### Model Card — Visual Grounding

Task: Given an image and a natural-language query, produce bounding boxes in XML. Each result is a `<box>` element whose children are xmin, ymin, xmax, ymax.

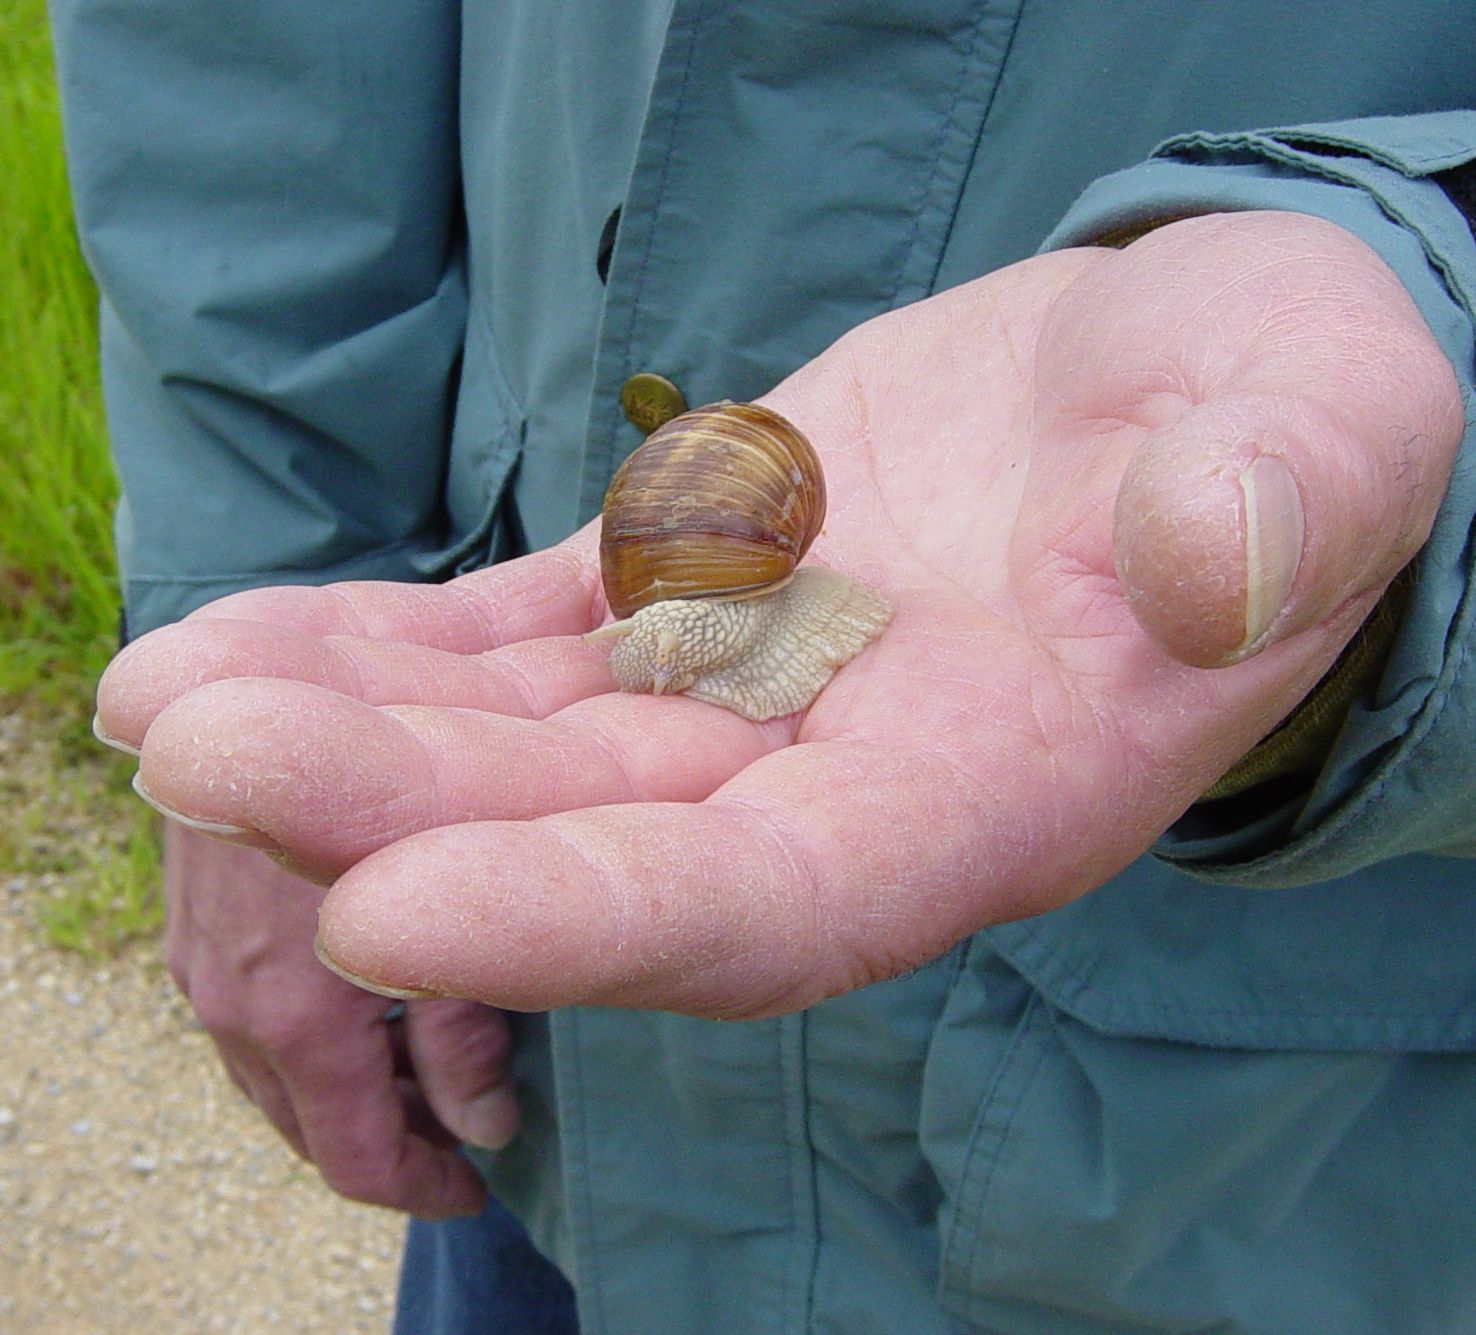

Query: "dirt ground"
<box><xmin>0</xmin><ymin>863</ymin><xmax>405</xmax><ymax>1334</ymax></box>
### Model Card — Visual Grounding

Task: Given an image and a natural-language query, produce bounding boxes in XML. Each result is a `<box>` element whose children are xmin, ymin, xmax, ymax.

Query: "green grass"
<box><xmin>2</xmin><ymin>716</ymin><xmax>164</xmax><ymax>956</ymax></box>
<box><xmin>36</xmin><ymin>814</ymin><xmax>164</xmax><ymax>956</ymax></box>
<box><xmin>1</xmin><ymin>0</ymin><xmax>162</xmax><ymax>951</ymax></box>
<box><xmin>2</xmin><ymin>0</ymin><xmax>120</xmax><ymax>693</ymax></box>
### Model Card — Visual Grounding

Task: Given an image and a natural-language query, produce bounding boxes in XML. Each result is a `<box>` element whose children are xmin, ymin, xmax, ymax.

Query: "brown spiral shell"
<box><xmin>599</xmin><ymin>401</ymin><xmax>827</xmax><ymax>619</ymax></box>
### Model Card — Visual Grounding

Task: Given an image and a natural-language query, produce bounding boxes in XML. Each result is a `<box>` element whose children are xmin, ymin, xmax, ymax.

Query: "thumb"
<box><xmin>1114</xmin><ymin>383</ymin><xmax>1460</xmax><ymax>670</ymax></box>
<box><xmin>1037</xmin><ymin>211</ymin><xmax>1466</xmax><ymax>669</ymax></box>
<box><xmin>1113</xmin><ymin>394</ymin><xmax>1310</xmax><ymax>666</ymax></box>
<box><xmin>403</xmin><ymin>998</ymin><xmax>521</xmax><ymax>1151</ymax></box>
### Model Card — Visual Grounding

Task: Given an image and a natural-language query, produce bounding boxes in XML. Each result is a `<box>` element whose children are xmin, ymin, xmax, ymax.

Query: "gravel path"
<box><xmin>0</xmin><ymin>716</ymin><xmax>405</xmax><ymax>1333</ymax></box>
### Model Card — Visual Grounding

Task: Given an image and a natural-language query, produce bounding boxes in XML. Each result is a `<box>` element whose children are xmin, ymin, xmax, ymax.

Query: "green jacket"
<box><xmin>52</xmin><ymin>2</ymin><xmax>1476</xmax><ymax>1329</ymax></box>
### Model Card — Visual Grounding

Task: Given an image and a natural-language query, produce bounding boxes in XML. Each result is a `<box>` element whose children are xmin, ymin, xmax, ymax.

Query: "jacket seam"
<box><xmin>893</xmin><ymin>0</ymin><xmax>1025</xmax><ymax>307</ymax></box>
<box><xmin>938</xmin><ymin>984</ymin><xmax>1050</xmax><ymax>1308</ymax></box>
<box><xmin>574</xmin><ymin>0</ymin><xmax>706</xmax><ymax>524</ymax></box>
<box><xmin>780</xmin><ymin>1010</ymin><xmax>821</xmax><ymax>1335</ymax></box>
<box><xmin>615</xmin><ymin>0</ymin><xmax>706</xmax><ymax>384</ymax></box>
<box><xmin>561</xmin><ymin>1009</ymin><xmax>611</xmax><ymax>1335</ymax></box>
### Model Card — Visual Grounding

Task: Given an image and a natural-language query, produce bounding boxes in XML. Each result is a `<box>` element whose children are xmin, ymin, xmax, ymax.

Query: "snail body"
<box><xmin>586</xmin><ymin>401</ymin><xmax>891</xmax><ymax>721</ymax></box>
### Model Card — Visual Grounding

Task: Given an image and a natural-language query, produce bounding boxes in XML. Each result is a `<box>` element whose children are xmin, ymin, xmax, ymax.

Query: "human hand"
<box><xmin>160</xmin><ymin>821</ymin><xmax>514</xmax><ymax>1216</ymax></box>
<box><xmin>98</xmin><ymin>212</ymin><xmax>1462</xmax><ymax>1018</ymax></box>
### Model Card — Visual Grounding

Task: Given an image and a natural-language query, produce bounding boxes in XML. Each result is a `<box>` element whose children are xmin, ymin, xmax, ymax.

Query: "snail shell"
<box><xmin>598</xmin><ymin>401</ymin><xmax>825</xmax><ymax>619</ymax></box>
<box><xmin>587</xmin><ymin>401</ymin><xmax>891</xmax><ymax>721</ymax></box>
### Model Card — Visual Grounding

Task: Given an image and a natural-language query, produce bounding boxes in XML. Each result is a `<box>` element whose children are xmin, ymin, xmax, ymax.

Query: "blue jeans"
<box><xmin>394</xmin><ymin>1195</ymin><xmax>579</xmax><ymax>1335</ymax></box>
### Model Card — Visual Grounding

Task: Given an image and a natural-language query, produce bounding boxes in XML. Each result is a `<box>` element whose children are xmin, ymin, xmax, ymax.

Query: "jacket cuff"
<box><xmin>1040</xmin><ymin>113</ymin><xmax>1476</xmax><ymax>885</ymax></box>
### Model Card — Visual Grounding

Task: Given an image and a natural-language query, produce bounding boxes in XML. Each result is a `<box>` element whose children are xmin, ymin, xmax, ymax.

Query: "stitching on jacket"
<box><xmin>890</xmin><ymin>0</ymin><xmax>1026</xmax><ymax>308</ymax></box>
<box><xmin>562</xmin><ymin>1009</ymin><xmax>612</xmax><ymax>1335</ymax></box>
<box><xmin>993</xmin><ymin>901</ymin><xmax>1476</xmax><ymax>1048</ymax></box>
<box><xmin>574</xmin><ymin>1</ymin><xmax>708</xmax><ymax>526</ymax></box>
<box><xmin>943</xmin><ymin>989</ymin><xmax>1052</xmax><ymax>1309</ymax></box>
<box><xmin>778</xmin><ymin>1010</ymin><xmax>821</xmax><ymax>1335</ymax></box>
<box><xmin>1029</xmin><ymin>935</ymin><xmax>1476</xmax><ymax>1042</ymax></box>
<box><xmin>885</xmin><ymin>11</ymin><xmax>976</xmax><ymax>309</ymax></box>
<box><xmin>616</xmin><ymin>0</ymin><xmax>707</xmax><ymax>383</ymax></box>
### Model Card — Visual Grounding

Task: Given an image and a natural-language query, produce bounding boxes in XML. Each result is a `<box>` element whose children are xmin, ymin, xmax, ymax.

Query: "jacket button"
<box><xmin>620</xmin><ymin>373</ymin><xmax>687</xmax><ymax>434</ymax></box>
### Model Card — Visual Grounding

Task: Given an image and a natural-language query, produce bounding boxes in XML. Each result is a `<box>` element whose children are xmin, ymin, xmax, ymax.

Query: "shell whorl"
<box><xmin>598</xmin><ymin>401</ymin><xmax>825</xmax><ymax>620</ymax></box>
<box><xmin>588</xmin><ymin>400</ymin><xmax>891</xmax><ymax>720</ymax></box>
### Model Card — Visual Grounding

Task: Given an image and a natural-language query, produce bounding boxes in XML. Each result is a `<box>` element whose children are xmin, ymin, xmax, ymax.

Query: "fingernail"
<box><xmin>1237</xmin><ymin>454</ymin><xmax>1304</xmax><ymax>657</ymax></box>
<box><xmin>92</xmin><ymin>714</ymin><xmax>141</xmax><ymax>757</ymax></box>
<box><xmin>130</xmin><ymin>772</ymin><xmax>281</xmax><ymax>848</ymax></box>
<box><xmin>311</xmin><ymin>934</ymin><xmax>446</xmax><ymax>1000</ymax></box>
<box><xmin>452</xmin><ymin>1084</ymin><xmax>520</xmax><ymax>1151</ymax></box>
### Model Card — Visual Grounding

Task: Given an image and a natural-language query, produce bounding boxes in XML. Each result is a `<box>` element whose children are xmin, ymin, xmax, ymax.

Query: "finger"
<box><xmin>194</xmin><ymin>969</ymin><xmax>485</xmax><ymax>1214</ymax></box>
<box><xmin>208</xmin><ymin>1037</ymin><xmax>311</xmax><ymax>1159</ymax></box>
<box><xmin>134</xmin><ymin>676</ymin><xmax>789</xmax><ymax>880</ymax></box>
<box><xmin>210</xmin><ymin>1002</ymin><xmax>482</xmax><ymax>1214</ymax></box>
<box><xmin>190</xmin><ymin>528</ymin><xmax>603</xmax><ymax>646</ymax></box>
<box><xmin>96</xmin><ymin>617</ymin><xmax>613</xmax><ymax>753</ymax></box>
<box><xmin>403</xmin><ymin>1000</ymin><xmax>520</xmax><ymax>1151</ymax></box>
<box><xmin>313</xmin><ymin>735</ymin><xmax>1137</xmax><ymax>1019</ymax></box>
<box><xmin>272</xmin><ymin>1005</ymin><xmax>487</xmax><ymax>1217</ymax></box>
<box><xmin>1045</xmin><ymin>212</ymin><xmax>1463</xmax><ymax>666</ymax></box>
<box><xmin>160</xmin><ymin>827</ymin><xmax>319</xmax><ymax>1157</ymax></box>
<box><xmin>315</xmin><ymin>629</ymin><xmax>1319</xmax><ymax>1018</ymax></box>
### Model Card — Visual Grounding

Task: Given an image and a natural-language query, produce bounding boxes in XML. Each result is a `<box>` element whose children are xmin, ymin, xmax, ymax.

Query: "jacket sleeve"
<box><xmin>49</xmin><ymin>0</ymin><xmax>467</xmax><ymax>639</ymax></box>
<box><xmin>1040</xmin><ymin>111</ymin><xmax>1476</xmax><ymax>886</ymax></box>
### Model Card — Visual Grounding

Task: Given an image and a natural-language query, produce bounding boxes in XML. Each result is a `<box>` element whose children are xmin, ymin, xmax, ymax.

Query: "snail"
<box><xmin>584</xmin><ymin>401</ymin><xmax>892</xmax><ymax>721</ymax></box>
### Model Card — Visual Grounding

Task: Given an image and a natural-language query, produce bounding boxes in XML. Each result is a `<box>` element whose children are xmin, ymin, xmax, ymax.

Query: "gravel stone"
<box><xmin>0</xmin><ymin>878</ymin><xmax>404</xmax><ymax>1332</ymax></box>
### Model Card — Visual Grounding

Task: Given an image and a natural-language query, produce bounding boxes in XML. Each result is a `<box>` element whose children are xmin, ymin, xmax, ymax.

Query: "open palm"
<box><xmin>98</xmin><ymin>212</ymin><xmax>1461</xmax><ymax>1020</ymax></box>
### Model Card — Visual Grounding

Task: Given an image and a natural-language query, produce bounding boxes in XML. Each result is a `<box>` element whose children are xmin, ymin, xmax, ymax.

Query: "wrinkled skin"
<box><xmin>160</xmin><ymin>823</ymin><xmax>514</xmax><ymax>1216</ymax></box>
<box><xmin>97</xmin><ymin>215</ymin><xmax>1464</xmax><ymax>1215</ymax></box>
